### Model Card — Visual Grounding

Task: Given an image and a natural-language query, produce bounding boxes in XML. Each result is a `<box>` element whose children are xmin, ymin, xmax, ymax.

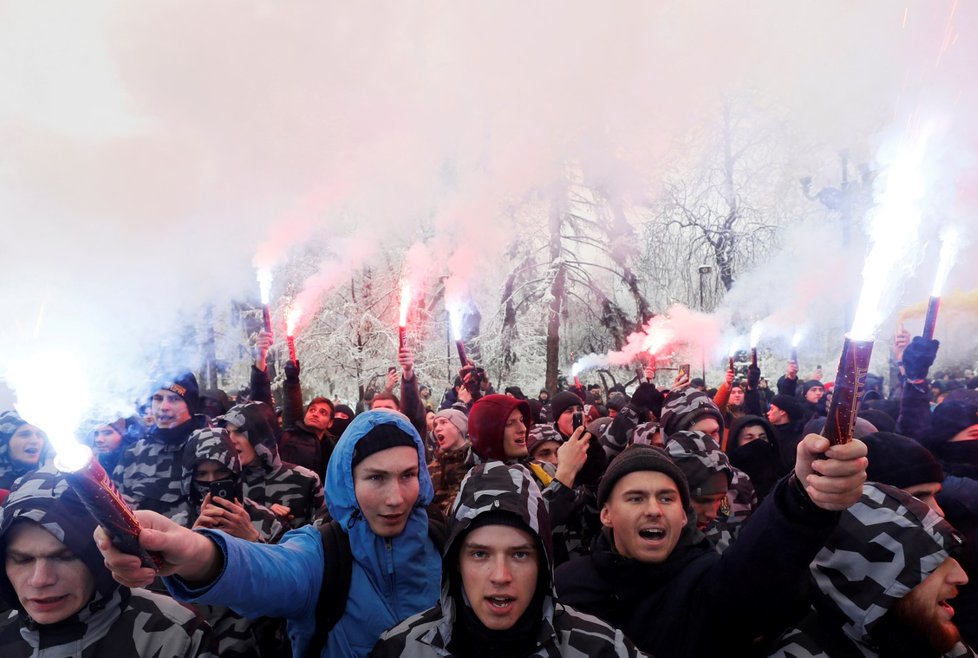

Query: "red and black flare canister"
<box><xmin>921</xmin><ymin>296</ymin><xmax>940</xmax><ymax>341</ymax></box>
<box><xmin>821</xmin><ymin>336</ymin><xmax>874</xmax><ymax>446</ymax></box>
<box><xmin>728</xmin><ymin>355</ymin><xmax>735</xmax><ymax>372</ymax></box>
<box><xmin>60</xmin><ymin>449</ymin><xmax>163</xmax><ymax>570</ymax></box>
<box><xmin>750</xmin><ymin>348</ymin><xmax>758</xmax><ymax>368</ymax></box>
<box><xmin>398</xmin><ymin>326</ymin><xmax>406</xmax><ymax>351</ymax></box>
<box><xmin>790</xmin><ymin>347</ymin><xmax>798</xmax><ymax>364</ymax></box>
<box><xmin>287</xmin><ymin>333</ymin><xmax>297</xmax><ymax>364</ymax></box>
<box><xmin>261</xmin><ymin>304</ymin><xmax>273</xmax><ymax>334</ymax></box>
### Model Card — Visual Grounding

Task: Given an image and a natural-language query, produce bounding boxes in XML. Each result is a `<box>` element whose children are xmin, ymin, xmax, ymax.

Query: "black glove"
<box><xmin>746</xmin><ymin>365</ymin><xmax>761</xmax><ymax>390</ymax></box>
<box><xmin>284</xmin><ymin>359</ymin><xmax>301</xmax><ymax>382</ymax></box>
<box><xmin>903</xmin><ymin>337</ymin><xmax>939</xmax><ymax>380</ymax></box>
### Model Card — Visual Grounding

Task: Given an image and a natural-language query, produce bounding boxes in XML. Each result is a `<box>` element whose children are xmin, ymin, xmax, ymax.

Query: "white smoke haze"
<box><xmin>2</xmin><ymin>1</ymin><xmax>977</xmax><ymax>433</ymax></box>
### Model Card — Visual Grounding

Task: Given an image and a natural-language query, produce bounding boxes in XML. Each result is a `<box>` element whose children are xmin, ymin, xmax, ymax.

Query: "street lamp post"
<box><xmin>698</xmin><ymin>265</ymin><xmax>713</xmax><ymax>381</ymax></box>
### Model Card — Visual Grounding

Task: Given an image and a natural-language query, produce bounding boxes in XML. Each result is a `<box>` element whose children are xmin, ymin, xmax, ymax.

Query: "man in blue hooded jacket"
<box><xmin>95</xmin><ymin>409</ymin><xmax>442</xmax><ymax>658</ymax></box>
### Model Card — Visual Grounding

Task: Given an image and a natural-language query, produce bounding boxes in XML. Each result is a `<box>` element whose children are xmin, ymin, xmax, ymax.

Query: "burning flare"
<box><xmin>256</xmin><ymin>268</ymin><xmax>273</xmax><ymax>305</ymax></box>
<box><xmin>931</xmin><ymin>226</ymin><xmax>961</xmax><ymax>298</ymax></box>
<box><xmin>286</xmin><ymin>305</ymin><xmax>302</xmax><ymax>337</ymax></box>
<box><xmin>399</xmin><ymin>282</ymin><xmax>412</xmax><ymax>327</ymax></box>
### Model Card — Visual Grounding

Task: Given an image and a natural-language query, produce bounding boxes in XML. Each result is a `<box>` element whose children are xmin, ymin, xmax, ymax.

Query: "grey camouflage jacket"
<box><xmin>0</xmin><ymin>467</ymin><xmax>214</xmax><ymax>657</ymax></box>
<box><xmin>771</xmin><ymin>483</ymin><xmax>974</xmax><ymax>658</ymax></box>
<box><xmin>371</xmin><ymin>460</ymin><xmax>649</xmax><ymax>657</ymax></box>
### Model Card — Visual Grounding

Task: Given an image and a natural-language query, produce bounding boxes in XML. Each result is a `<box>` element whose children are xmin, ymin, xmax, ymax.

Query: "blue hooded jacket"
<box><xmin>166</xmin><ymin>409</ymin><xmax>441</xmax><ymax>657</ymax></box>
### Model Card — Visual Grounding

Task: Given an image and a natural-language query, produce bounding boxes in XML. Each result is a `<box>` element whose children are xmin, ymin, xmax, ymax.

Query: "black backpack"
<box><xmin>304</xmin><ymin>508</ymin><xmax>448</xmax><ymax>657</ymax></box>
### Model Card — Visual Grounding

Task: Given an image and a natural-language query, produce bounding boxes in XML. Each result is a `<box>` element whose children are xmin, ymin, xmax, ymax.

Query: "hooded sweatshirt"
<box><xmin>219</xmin><ymin>402</ymin><xmax>325</xmax><ymax>528</ymax></box>
<box><xmin>372</xmin><ymin>461</ymin><xmax>648</xmax><ymax>657</ymax></box>
<box><xmin>0</xmin><ymin>412</ymin><xmax>51</xmax><ymax>490</ymax></box>
<box><xmin>771</xmin><ymin>483</ymin><xmax>972</xmax><ymax>658</ymax></box>
<box><xmin>0</xmin><ymin>467</ymin><xmax>213</xmax><ymax>657</ymax></box>
<box><xmin>165</xmin><ymin>409</ymin><xmax>442</xmax><ymax>658</ymax></box>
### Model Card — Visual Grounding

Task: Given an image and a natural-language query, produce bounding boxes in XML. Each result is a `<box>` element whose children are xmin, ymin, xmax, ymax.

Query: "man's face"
<box><xmin>353</xmin><ymin>446</ymin><xmax>420</xmax><ymax>538</ymax></box>
<box><xmin>736</xmin><ymin>424</ymin><xmax>768</xmax><ymax>447</ymax></box>
<box><xmin>433</xmin><ymin>416</ymin><xmax>464</xmax><ymax>452</ymax></box>
<box><xmin>194</xmin><ymin>459</ymin><xmax>234</xmax><ymax>483</ymax></box>
<box><xmin>530</xmin><ymin>440</ymin><xmax>560</xmax><ymax>466</ymax></box>
<box><xmin>304</xmin><ymin>402</ymin><xmax>333</xmax><ymax>431</ymax></box>
<box><xmin>728</xmin><ymin>386</ymin><xmax>745</xmax><ymax>406</ymax></box>
<box><xmin>226</xmin><ymin>425</ymin><xmax>257</xmax><ymax>467</ymax></box>
<box><xmin>92</xmin><ymin>426</ymin><xmax>122</xmax><ymax>455</ymax></box>
<box><xmin>805</xmin><ymin>385</ymin><xmax>824</xmax><ymax>404</ymax></box>
<box><xmin>888</xmin><ymin>557</ymin><xmax>968</xmax><ymax>654</ymax></box>
<box><xmin>950</xmin><ymin>423</ymin><xmax>978</xmax><ymax>443</ymax></box>
<box><xmin>152</xmin><ymin>389</ymin><xmax>191</xmax><ymax>429</ymax></box>
<box><xmin>766</xmin><ymin>405</ymin><xmax>789</xmax><ymax>426</ymax></box>
<box><xmin>8</xmin><ymin>425</ymin><xmax>45</xmax><ymax>466</ymax></box>
<box><xmin>370</xmin><ymin>399</ymin><xmax>399</xmax><ymax>412</ymax></box>
<box><xmin>905</xmin><ymin>482</ymin><xmax>945</xmax><ymax>517</ymax></box>
<box><xmin>459</xmin><ymin>524</ymin><xmax>539</xmax><ymax>632</ymax></box>
<box><xmin>691</xmin><ymin>492</ymin><xmax>727</xmax><ymax>530</ymax></box>
<box><xmin>556</xmin><ymin>404</ymin><xmax>583</xmax><ymax>438</ymax></box>
<box><xmin>688</xmin><ymin>417</ymin><xmax>721</xmax><ymax>442</ymax></box>
<box><xmin>5</xmin><ymin>522</ymin><xmax>96</xmax><ymax>625</ymax></box>
<box><xmin>502</xmin><ymin>409</ymin><xmax>528</xmax><ymax>460</ymax></box>
<box><xmin>539</xmin><ymin>392</ymin><xmax>549</xmax><ymax>403</ymax></box>
<box><xmin>600</xmin><ymin>471</ymin><xmax>688</xmax><ymax>563</ymax></box>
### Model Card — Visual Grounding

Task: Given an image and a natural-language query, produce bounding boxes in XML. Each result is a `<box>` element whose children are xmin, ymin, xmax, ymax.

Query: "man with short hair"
<box><xmin>371</xmin><ymin>461</ymin><xmax>648</xmax><ymax>657</ymax></box>
<box><xmin>771</xmin><ymin>483</ymin><xmax>972</xmax><ymax>657</ymax></box>
<box><xmin>0</xmin><ymin>468</ymin><xmax>213</xmax><ymax>657</ymax></box>
<box><xmin>96</xmin><ymin>410</ymin><xmax>442</xmax><ymax>658</ymax></box>
<box><xmin>114</xmin><ymin>372</ymin><xmax>209</xmax><ymax>520</ymax></box>
<box><xmin>555</xmin><ymin>434</ymin><xmax>869</xmax><ymax>656</ymax></box>
<box><xmin>767</xmin><ymin>393</ymin><xmax>808</xmax><ymax>472</ymax></box>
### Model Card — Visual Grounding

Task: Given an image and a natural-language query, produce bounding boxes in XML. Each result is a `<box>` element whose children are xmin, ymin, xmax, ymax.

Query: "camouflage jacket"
<box><xmin>427</xmin><ymin>442</ymin><xmax>471</xmax><ymax>515</ymax></box>
<box><xmin>218</xmin><ymin>402</ymin><xmax>326</xmax><ymax>528</ymax></box>
<box><xmin>0</xmin><ymin>589</ymin><xmax>215</xmax><ymax>658</ymax></box>
<box><xmin>112</xmin><ymin>414</ymin><xmax>210</xmax><ymax>520</ymax></box>
<box><xmin>770</xmin><ymin>483</ymin><xmax>973</xmax><ymax>658</ymax></box>
<box><xmin>372</xmin><ymin>461</ymin><xmax>648</xmax><ymax>657</ymax></box>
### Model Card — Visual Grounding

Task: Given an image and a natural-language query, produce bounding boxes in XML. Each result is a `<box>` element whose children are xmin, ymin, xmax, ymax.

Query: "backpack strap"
<box><xmin>305</xmin><ymin>510</ymin><xmax>445</xmax><ymax>657</ymax></box>
<box><xmin>306</xmin><ymin>520</ymin><xmax>353</xmax><ymax>657</ymax></box>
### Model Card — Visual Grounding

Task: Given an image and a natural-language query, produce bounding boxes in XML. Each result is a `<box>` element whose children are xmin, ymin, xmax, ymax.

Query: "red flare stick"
<box><xmin>790</xmin><ymin>348</ymin><xmax>798</xmax><ymax>364</ymax></box>
<box><xmin>574</xmin><ymin>375</ymin><xmax>581</xmax><ymax>388</ymax></box>
<box><xmin>822</xmin><ymin>336</ymin><xmax>874</xmax><ymax>446</ymax></box>
<box><xmin>62</xmin><ymin>452</ymin><xmax>163</xmax><ymax>569</ymax></box>
<box><xmin>922</xmin><ymin>296</ymin><xmax>940</xmax><ymax>340</ymax></box>
<box><xmin>751</xmin><ymin>348</ymin><xmax>758</xmax><ymax>368</ymax></box>
<box><xmin>456</xmin><ymin>340</ymin><xmax>468</xmax><ymax>367</ymax></box>
<box><xmin>261</xmin><ymin>304</ymin><xmax>273</xmax><ymax>334</ymax></box>
<box><xmin>728</xmin><ymin>356</ymin><xmax>735</xmax><ymax>371</ymax></box>
<box><xmin>398</xmin><ymin>326</ymin><xmax>406</xmax><ymax>351</ymax></box>
<box><xmin>287</xmin><ymin>334</ymin><xmax>297</xmax><ymax>364</ymax></box>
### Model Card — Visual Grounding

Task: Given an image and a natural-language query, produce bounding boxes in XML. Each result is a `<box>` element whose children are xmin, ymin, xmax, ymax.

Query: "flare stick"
<box><xmin>261</xmin><ymin>305</ymin><xmax>273</xmax><ymax>334</ymax></box>
<box><xmin>456</xmin><ymin>340</ymin><xmax>468</xmax><ymax>367</ymax></box>
<box><xmin>921</xmin><ymin>296</ymin><xmax>940</xmax><ymax>341</ymax></box>
<box><xmin>60</xmin><ymin>449</ymin><xmax>163</xmax><ymax>569</ymax></box>
<box><xmin>287</xmin><ymin>334</ymin><xmax>297</xmax><ymax>364</ymax></box>
<box><xmin>821</xmin><ymin>336</ymin><xmax>874</xmax><ymax>446</ymax></box>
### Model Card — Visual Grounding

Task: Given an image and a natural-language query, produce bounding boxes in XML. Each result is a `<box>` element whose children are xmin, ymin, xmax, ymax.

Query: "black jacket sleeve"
<box><xmin>896</xmin><ymin>379</ymin><xmax>931</xmax><ymax>441</ymax></box>
<box><xmin>250</xmin><ymin>366</ymin><xmax>273</xmax><ymax>407</ymax></box>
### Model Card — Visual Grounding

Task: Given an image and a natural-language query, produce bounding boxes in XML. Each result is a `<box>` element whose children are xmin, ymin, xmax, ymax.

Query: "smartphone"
<box><xmin>678</xmin><ymin>363</ymin><xmax>691</xmax><ymax>380</ymax></box>
<box><xmin>572</xmin><ymin>411</ymin><xmax>584</xmax><ymax>431</ymax></box>
<box><xmin>208</xmin><ymin>479</ymin><xmax>241</xmax><ymax>502</ymax></box>
<box><xmin>388</xmin><ymin>366</ymin><xmax>396</xmax><ymax>374</ymax></box>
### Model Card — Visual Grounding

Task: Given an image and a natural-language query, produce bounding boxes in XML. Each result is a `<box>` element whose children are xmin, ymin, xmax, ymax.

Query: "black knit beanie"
<box><xmin>921</xmin><ymin>401</ymin><xmax>978</xmax><ymax>449</ymax></box>
<box><xmin>597</xmin><ymin>444</ymin><xmax>690</xmax><ymax>510</ymax></box>
<box><xmin>550</xmin><ymin>391</ymin><xmax>584</xmax><ymax>421</ymax></box>
<box><xmin>352</xmin><ymin>424</ymin><xmax>416</xmax><ymax>468</ymax></box>
<box><xmin>770</xmin><ymin>394</ymin><xmax>805</xmax><ymax>422</ymax></box>
<box><xmin>862</xmin><ymin>432</ymin><xmax>943</xmax><ymax>490</ymax></box>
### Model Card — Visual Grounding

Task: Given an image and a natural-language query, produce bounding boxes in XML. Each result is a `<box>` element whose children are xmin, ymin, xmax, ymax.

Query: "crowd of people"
<box><xmin>0</xmin><ymin>325</ymin><xmax>976</xmax><ymax>657</ymax></box>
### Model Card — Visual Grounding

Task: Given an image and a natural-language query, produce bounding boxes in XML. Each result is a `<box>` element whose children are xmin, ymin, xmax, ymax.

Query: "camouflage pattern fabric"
<box><xmin>112</xmin><ymin>414</ymin><xmax>210</xmax><ymax>520</ymax></box>
<box><xmin>660</xmin><ymin>388</ymin><xmax>725</xmax><ymax>438</ymax></box>
<box><xmin>372</xmin><ymin>461</ymin><xmax>650</xmax><ymax>657</ymax></box>
<box><xmin>771</xmin><ymin>482</ymin><xmax>970</xmax><ymax>658</ymax></box>
<box><xmin>665</xmin><ymin>430</ymin><xmax>756</xmax><ymax>553</ymax></box>
<box><xmin>181</xmin><ymin>427</ymin><xmax>288</xmax><ymax>658</ymax></box>
<box><xmin>0</xmin><ymin>411</ymin><xmax>51</xmax><ymax>490</ymax></box>
<box><xmin>427</xmin><ymin>441</ymin><xmax>472</xmax><ymax>515</ymax></box>
<box><xmin>219</xmin><ymin>402</ymin><xmax>326</xmax><ymax>528</ymax></box>
<box><xmin>0</xmin><ymin>467</ymin><xmax>214</xmax><ymax>657</ymax></box>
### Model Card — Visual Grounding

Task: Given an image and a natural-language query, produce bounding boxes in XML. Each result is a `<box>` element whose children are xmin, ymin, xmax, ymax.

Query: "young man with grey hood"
<box><xmin>771</xmin><ymin>483</ymin><xmax>973</xmax><ymax>658</ymax></box>
<box><xmin>0</xmin><ymin>467</ymin><xmax>213</xmax><ymax>657</ymax></box>
<box><xmin>371</xmin><ymin>461</ymin><xmax>648</xmax><ymax>657</ymax></box>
